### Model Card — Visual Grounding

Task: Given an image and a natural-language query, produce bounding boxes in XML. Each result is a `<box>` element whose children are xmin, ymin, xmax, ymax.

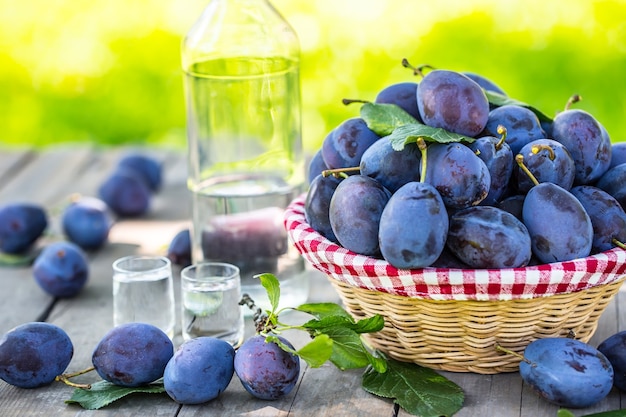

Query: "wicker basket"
<box><xmin>285</xmin><ymin>195</ymin><xmax>626</xmax><ymax>374</ymax></box>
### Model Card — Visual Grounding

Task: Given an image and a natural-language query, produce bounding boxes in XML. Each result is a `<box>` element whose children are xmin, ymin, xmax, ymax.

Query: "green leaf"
<box><xmin>388</xmin><ymin>123</ymin><xmax>476</xmax><ymax>151</ymax></box>
<box><xmin>362</xmin><ymin>358</ymin><xmax>464</xmax><ymax>417</ymax></box>
<box><xmin>323</xmin><ymin>327</ymin><xmax>386</xmax><ymax>372</ymax></box>
<box><xmin>0</xmin><ymin>251</ymin><xmax>37</xmax><ymax>267</ymax></box>
<box><xmin>65</xmin><ymin>380</ymin><xmax>166</xmax><ymax>410</ymax></box>
<box><xmin>301</xmin><ymin>315</ymin><xmax>355</xmax><ymax>332</ymax></box>
<box><xmin>296</xmin><ymin>302</ymin><xmax>355</xmax><ymax>321</ymax></box>
<box><xmin>302</xmin><ymin>314</ymin><xmax>384</xmax><ymax>335</ymax></box>
<box><xmin>559</xmin><ymin>409</ymin><xmax>626</xmax><ymax>417</ymax></box>
<box><xmin>352</xmin><ymin>314</ymin><xmax>385</xmax><ymax>334</ymax></box>
<box><xmin>257</xmin><ymin>273</ymin><xmax>280</xmax><ymax>314</ymax></box>
<box><xmin>265</xmin><ymin>334</ymin><xmax>298</xmax><ymax>355</ymax></box>
<box><xmin>360</xmin><ymin>102</ymin><xmax>419</xmax><ymax>136</ymax></box>
<box><xmin>485</xmin><ymin>90</ymin><xmax>553</xmax><ymax>122</ymax></box>
<box><xmin>295</xmin><ymin>334</ymin><xmax>334</xmax><ymax>368</ymax></box>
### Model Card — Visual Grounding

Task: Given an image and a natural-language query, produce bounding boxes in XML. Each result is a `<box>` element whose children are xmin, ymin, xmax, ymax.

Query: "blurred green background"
<box><xmin>1</xmin><ymin>0</ymin><xmax>625</xmax><ymax>154</ymax></box>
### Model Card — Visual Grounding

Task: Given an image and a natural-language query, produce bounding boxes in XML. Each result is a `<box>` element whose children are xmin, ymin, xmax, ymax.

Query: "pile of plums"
<box><xmin>305</xmin><ymin>64</ymin><xmax>626</xmax><ymax>270</ymax></box>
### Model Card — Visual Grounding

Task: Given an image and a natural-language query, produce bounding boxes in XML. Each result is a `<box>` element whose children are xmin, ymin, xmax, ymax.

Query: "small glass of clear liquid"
<box><xmin>181</xmin><ymin>262</ymin><xmax>244</xmax><ymax>347</ymax></box>
<box><xmin>112</xmin><ymin>255</ymin><xmax>176</xmax><ymax>339</ymax></box>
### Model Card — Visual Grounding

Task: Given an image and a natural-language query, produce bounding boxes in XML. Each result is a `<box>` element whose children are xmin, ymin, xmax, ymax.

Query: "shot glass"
<box><xmin>112</xmin><ymin>255</ymin><xmax>176</xmax><ymax>339</ymax></box>
<box><xmin>181</xmin><ymin>262</ymin><xmax>244</xmax><ymax>347</ymax></box>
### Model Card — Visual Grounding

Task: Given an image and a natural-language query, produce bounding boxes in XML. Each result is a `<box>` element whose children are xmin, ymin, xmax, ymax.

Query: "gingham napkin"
<box><xmin>285</xmin><ymin>195</ymin><xmax>626</xmax><ymax>301</ymax></box>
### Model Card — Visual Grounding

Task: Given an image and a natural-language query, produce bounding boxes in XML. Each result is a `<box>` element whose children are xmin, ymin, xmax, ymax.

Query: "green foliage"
<box><xmin>362</xmin><ymin>358</ymin><xmax>464</xmax><ymax>417</ymax></box>
<box><xmin>1</xmin><ymin>0</ymin><xmax>625</xmax><ymax>151</ymax></box>
<box><xmin>65</xmin><ymin>380</ymin><xmax>166</xmax><ymax>410</ymax></box>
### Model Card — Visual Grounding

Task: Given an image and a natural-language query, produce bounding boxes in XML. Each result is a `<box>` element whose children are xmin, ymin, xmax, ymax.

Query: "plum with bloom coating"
<box><xmin>33</xmin><ymin>241</ymin><xmax>89</xmax><ymax>298</ymax></box>
<box><xmin>0</xmin><ymin>322</ymin><xmax>73</xmax><ymax>388</ymax></box>
<box><xmin>92</xmin><ymin>323</ymin><xmax>173</xmax><ymax>387</ymax></box>
<box><xmin>164</xmin><ymin>337</ymin><xmax>235</xmax><ymax>404</ymax></box>
<box><xmin>235</xmin><ymin>335</ymin><xmax>300</xmax><ymax>400</ymax></box>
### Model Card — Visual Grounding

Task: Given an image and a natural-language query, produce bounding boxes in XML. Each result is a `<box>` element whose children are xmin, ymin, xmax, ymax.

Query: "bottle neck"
<box><xmin>182</xmin><ymin>0</ymin><xmax>299</xmax><ymax>71</ymax></box>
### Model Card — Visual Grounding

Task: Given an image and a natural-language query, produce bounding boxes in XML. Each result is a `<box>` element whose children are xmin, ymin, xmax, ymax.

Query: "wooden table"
<box><xmin>0</xmin><ymin>146</ymin><xmax>624</xmax><ymax>417</ymax></box>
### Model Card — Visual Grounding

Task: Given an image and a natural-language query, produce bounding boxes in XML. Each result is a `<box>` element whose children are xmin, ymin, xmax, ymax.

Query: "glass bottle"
<box><xmin>181</xmin><ymin>0</ymin><xmax>308</xmax><ymax>312</ymax></box>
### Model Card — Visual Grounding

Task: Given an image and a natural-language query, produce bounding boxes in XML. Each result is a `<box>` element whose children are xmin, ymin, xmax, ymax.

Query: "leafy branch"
<box><xmin>247</xmin><ymin>273</ymin><xmax>465</xmax><ymax>417</ymax></box>
<box><xmin>246</xmin><ymin>273</ymin><xmax>387</xmax><ymax>373</ymax></box>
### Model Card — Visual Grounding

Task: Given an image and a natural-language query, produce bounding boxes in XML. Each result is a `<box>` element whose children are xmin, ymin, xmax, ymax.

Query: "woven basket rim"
<box><xmin>285</xmin><ymin>194</ymin><xmax>626</xmax><ymax>301</ymax></box>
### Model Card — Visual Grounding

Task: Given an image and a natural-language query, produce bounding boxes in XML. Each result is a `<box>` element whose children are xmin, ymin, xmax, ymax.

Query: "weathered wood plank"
<box><xmin>0</xmin><ymin>149</ymin><xmax>33</xmax><ymax>190</ymax></box>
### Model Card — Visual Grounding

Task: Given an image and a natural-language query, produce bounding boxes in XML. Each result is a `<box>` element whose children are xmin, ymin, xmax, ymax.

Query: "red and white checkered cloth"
<box><xmin>284</xmin><ymin>194</ymin><xmax>626</xmax><ymax>301</ymax></box>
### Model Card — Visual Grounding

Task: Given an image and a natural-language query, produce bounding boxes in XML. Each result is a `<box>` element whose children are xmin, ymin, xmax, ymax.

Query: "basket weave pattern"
<box><xmin>285</xmin><ymin>195</ymin><xmax>626</xmax><ymax>373</ymax></box>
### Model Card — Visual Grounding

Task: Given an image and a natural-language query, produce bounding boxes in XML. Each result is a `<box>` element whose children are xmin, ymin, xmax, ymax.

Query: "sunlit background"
<box><xmin>1</xmin><ymin>0</ymin><xmax>625</xmax><ymax>154</ymax></box>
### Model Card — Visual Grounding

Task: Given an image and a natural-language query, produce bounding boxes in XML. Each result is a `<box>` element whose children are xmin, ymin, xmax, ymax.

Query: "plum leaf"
<box><xmin>362</xmin><ymin>358</ymin><xmax>464</xmax><ymax>417</ymax></box>
<box><xmin>294</xmin><ymin>334</ymin><xmax>334</xmax><ymax>368</ymax></box>
<box><xmin>359</xmin><ymin>102</ymin><xmax>419</xmax><ymax>136</ymax></box>
<box><xmin>485</xmin><ymin>90</ymin><xmax>553</xmax><ymax>122</ymax></box>
<box><xmin>387</xmin><ymin>123</ymin><xmax>476</xmax><ymax>151</ymax></box>
<box><xmin>65</xmin><ymin>380</ymin><xmax>165</xmax><ymax>410</ymax></box>
<box><xmin>257</xmin><ymin>272</ymin><xmax>280</xmax><ymax>314</ymax></box>
<box><xmin>296</xmin><ymin>302</ymin><xmax>355</xmax><ymax>320</ymax></box>
<box><xmin>559</xmin><ymin>410</ymin><xmax>626</xmax><ymax>417</ymax></box>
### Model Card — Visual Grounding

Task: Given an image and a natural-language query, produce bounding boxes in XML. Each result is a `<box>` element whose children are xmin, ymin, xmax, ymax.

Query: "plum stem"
<box><xmin>342</xmin><ymin>98</ymin><xmax>370</xmax><ymax>106</ymax></box>
<box><xmin>531</xmin><ymin>144</ymin><xmax>556</xmax><ymax>161</ymax></box>
<box><xmin>564</xmin><ymin>94</ymin><xmax>582</xmax><ymax>111</ymax></box>
<box><xmin>55</xmin><ymin>366</ymin><xmax>95</xmax><ymax>389</ymax></box>
<box><xmin>417</xmin><ymin>138</ymin><xmax>428</xmax><ymax>183</ymax></box>
<box><xmin>321</xmin><ymin>167</ymin><xmax>359</xmax><ymax>178</ymax></box>
<box><xmin>495</xmin><ymin>345</ymin><xmax>533</xmax><ymax>366</ymax></box>
<box><xmin>401</xmin><ymin>59</ymin><xmax>434</xmax><ymax>78</ymax></box>
<box><xmin>515</xmin><ymin>154</ymin><xmax>540</xmax><ymax>186</ymax></box>
<box><xmin>239</xmin><ymin>293</ymin><xmax>273</xmax><ymax>334</ymax></box>
<box><xmin>495</xmin><ymin>125</ymin><xmax>507</xmax><ymax>151</ymax></box>
<box><xmin>613</xmin><ymin>238</ymin><xmax>626</xmax><ymax>250</ymax></box>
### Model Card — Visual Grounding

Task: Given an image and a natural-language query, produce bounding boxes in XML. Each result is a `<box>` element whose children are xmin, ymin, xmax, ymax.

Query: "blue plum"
<box><xmin>117</xmin><ymin>153</ymin><xmax>163</xmax><ymax>192</ymax></box>
<box><xmin>551</xmin><ymin>109</ymin><xmax>612</xmax><ymax>184</ymax></box>
<box><xmin>378</xmin><ymin>181</ymin><xmax>448</xmax><ymax>269</ymax></box>
<box><xmin>482</xmin><ymin>105</ymin><xmax>546</xmax><ymax>154</ymax></box>
<box><xmin>570</xmin><ymin>185</ymin><xmax>626</xmax><ymax>254</ymax></box>
<box><xmin>522</xmin><ymin>182</ymin><xmax>593</xmax><ymax>263</ymax></box>
<box><xmin>0</xmin><ymin>322</ymin><xmax>73</xmax><ymax>388</ymax></box>
<box><xmin>167</xmin><ymin>229</ymin><xmax>192</xmax><ymax>268</ymax></box>
<box><xmin>33</xmin><ymin>241</ymin><xmax>89</xmax><ymax>298</ymax></box>
<box><xmin>92</xmin><ymin>322</ymin><xmax>174</xmax><ymax>387</ymax></box>
<box><xmin>520</xmin><ymin>338</ymin><xmax>613</xmax><ymax>408</ymax></box>
<box><xmin>328</xmin><ymin>175</ymin><xmax>390</xmax><ymax>256</ymax></box>
<box><xmin>462</xmin><ymin>72</ymin><xmax>506</xmax><ymax>95</ymax></box>
<box><xmin>417</xmin><ymin>69</ymin><xmax>490</xmax><ymax>137</ymax></box>
<box><xmin>596</xmin><ymin>163</ymin><xmax>626</xmax><ymax>211</ymax></box>
<box><xmin>469</xmin><ymin>133</ymin><xmax>513</xmax><ymax>205</ymax></box>
<box><xmin>610</xmin><ymin>142</ymin><xmax>626</xmax><ymax>169</ymax></box>
<box><xmin>430</xmin><ymin>247</ymin><xmax>470</xmax><ymax>269</ymax></box>
<box><xmin>234</xmin><ymin>335</ymin><xmax>300</xmax><ymax>400</ymax></box>
<box><xmin>447</xmin><ymin>206</ymin><xmax>532</xmax><ymax>268</ymax></box>
<box><xmin>597</xmin><ymin>330</ymin><xmax>626</xmax><ymax>392</ymax></box>
<box><xmin>359</xmin><ymin>138</ymin><xmax>421</xmax><ymax>193</ymax></box>
<box><xmin>321</xmin><ymin>118</ymin><xmax>380</xmax><ymax>171</ymax></box>
<box><xmin>421</xmin><ymin>142</ymin><xmax>491</xmax><ymax>209</ymax></box>
<box><xmin>496</xmin><ymin>194</ymin><xmax>525</xmax><ymax>222</ymax></box>
<box><xmin>164</xmin><ymin>337</ymin><xmax>235</xmax><ymax>404</ymax></box>
<box><xmin>304</xmin><ymin>173</ymin><xmax>342</xmax><ymax>243</ymax></box>
<box><xmin>98</xmin><ymin>168</ymin><xmax>152</xmax><ymax>217</ymax></box>
<box><xmin>375</xmin><ymin>81</ymin><xmax>422</xmax><ymax>122</ymax></box>
<box><xmin>0</xmin><ymin>202</ymin><xmax>48</xmax><ymax>254</ymax></box>
<box><xmin>307</xmin><ymin>149</ymin><xmax>328</xmax><ymax>184</ymax></box>
<box><xmin>61</xmin><ymin>196</ymin><xmax>113</xmax><ymax>250</ymax></box>
<box><xmin>514</xmin><ymin>139</ymin><xmax>576</xmax><ymax>193</ymax></box>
